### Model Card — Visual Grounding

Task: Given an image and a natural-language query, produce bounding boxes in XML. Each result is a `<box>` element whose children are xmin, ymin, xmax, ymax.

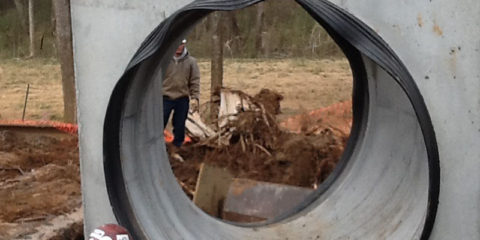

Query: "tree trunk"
<box><xmin>225</xmin><ymin>12</ymin><xmax>242</xmax><ymax>56</ymax></box>
<box><xmin>211</xmin><ymin>34</ymin><xmax>223</xmax><ymax>94</ymax></box>
<box><xmin>28</xmin><ymin>0</ymin><xmax>34</xmax><ymax>57</ymax></box>
<box><xmin>210</xmin><ymin>12</ymin><xmax>225</xmax><ymax>119</ymax></box>
<box><xmin>53</xmin><ymin>0</ymin><xmax>77</xmax><ymax>123</ymax></box>
<box><xmin>13</xmin><ymin>0</ymin><xmax>27</xmax><ymax>33</ymax></box>
<box><xmin>205</xmin><ymin>14</ymin><xmax>214</xmax><ymax>34</ymax></box>
<box><xmin>254</xmin><ymin>2</ymin><xmax>265</xmax><ymax>57</ymax></box>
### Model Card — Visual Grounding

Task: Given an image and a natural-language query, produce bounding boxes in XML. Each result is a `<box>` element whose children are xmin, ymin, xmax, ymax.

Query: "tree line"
<box><xmin>188</xmin><ymin>0</ymin><xmax>342</xmax><ymax>59</ymax></box>
<box><xmin>0</xmin><ymin>0</ymin><xmax>76</xmax><ymax>123</ymax></box>
<box><xmin>0</xmin><ymin>0</ymin><xmax>54</xmax><ymax>58</ymax></box>
<box><xmin>0</xmin><ymin>0</ymin><xmax>342</xmax><ymax>60</ymax></box>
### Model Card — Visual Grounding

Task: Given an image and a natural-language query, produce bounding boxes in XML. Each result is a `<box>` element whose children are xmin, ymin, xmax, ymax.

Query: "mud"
<box><xmin>169</xmin><ymin>90</ymin><xmax>350</xmax><ymax>196</ymax></box>
<box><xmin>0</xmin><ymin>89</ymin><xmax>351</xmax><ymax>237</ymax></box>
<box><xmin>0</xmin><ymin>129</ymin><xmax>82</xmax><ymax>239</ymax></box>
<box><xmin>253</xmin><ymin>88</ymin><xmax>284</xmax><ymax>115</ymax></box>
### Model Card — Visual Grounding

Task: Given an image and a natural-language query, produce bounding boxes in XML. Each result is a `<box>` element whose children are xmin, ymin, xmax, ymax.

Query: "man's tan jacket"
<box><xmin>162</xmin><ymin>54</ymin><xmax>200</xmax><ymax>100</ymax></box>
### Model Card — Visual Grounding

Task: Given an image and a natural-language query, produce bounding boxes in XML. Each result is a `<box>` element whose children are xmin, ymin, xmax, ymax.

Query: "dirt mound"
<box><xmin>170</xmin><ymin>89</ymin><xmax>349</xmax><ymax>196</ymax></box>
<box><xmin>172</xmin><ymin>127</ymin><xmax>345</xmax><ymax>195</ymax></box>
<box><xmin>253</xmin><ymin>88</ymin><xmax>284</xmax><ymax>115</ymax></box>
<box><xmin>280</xmin><ymin>100</ymin><xmax>352</xmax><ymax>135</ymax></box>
<box><xmin>0</xmin><ymin>129</ymin><xmax>81</xmax><ymax>239</ymax></box>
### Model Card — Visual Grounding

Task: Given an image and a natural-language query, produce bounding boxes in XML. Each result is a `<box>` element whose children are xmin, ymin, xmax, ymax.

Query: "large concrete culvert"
<box><xmin>73</xmin><ymin>0</ymin><xmax>480</xmax><ymax>239</ymax></box>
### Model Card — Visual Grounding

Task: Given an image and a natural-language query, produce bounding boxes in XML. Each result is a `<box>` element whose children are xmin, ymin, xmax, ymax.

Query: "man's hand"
<box><xmin>190</xmin><ymin>99</ymin><xmax>199</xmax><ymax>113</ymax></box>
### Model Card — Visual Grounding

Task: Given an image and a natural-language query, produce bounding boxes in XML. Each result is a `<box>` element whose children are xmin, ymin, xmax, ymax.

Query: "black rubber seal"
<box><xmin>104</xmin><ymin>0</ymin><xmax>439</xmax><ymax>239</ymax></box>
<box><xmin>294</xmin><ymin>2</ymin><xmax>440</xmax><ymax>240</ymax></box>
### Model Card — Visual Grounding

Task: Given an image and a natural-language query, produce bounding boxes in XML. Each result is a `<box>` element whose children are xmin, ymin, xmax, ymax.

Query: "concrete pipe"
<box><xmin>73</xmin><ymin>0</ymin><xmax>480</xmax><ymax>239</ymax></box>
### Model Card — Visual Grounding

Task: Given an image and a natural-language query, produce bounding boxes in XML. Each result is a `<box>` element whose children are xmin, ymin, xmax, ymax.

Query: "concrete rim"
<box><xmin>103</xmin><ymin>1</ymin><xmax>440</xmax><ymax>239</ymax></box>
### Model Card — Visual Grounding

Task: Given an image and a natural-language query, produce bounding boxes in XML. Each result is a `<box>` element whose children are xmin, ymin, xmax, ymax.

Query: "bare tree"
<box><xmin>13</xmin><ymin>0</ymin><xmax>27</xmax><ymax>33</ymax></box>
<box><xmin>53</xmin><ymin>0</ymin><xmax>76</xmax><ymax>123</ymax></box>
<box><xmin>210</xmin><ymin>12</ymin><xmax>226</xmax><ymax>119</ymax></box>
<box><xmin>254</xmin><ymin>2</ymin><xmax>265</xmax><ymax>57</ymax></box>
<box><xmin>28</xmin><ymin>0</ymin><xmax>34</xmax><ymax>57</ymax></box>
<box><xmin>224</xmin><ymin>12</ymin><xmax>242</xmax><ymax>57</ymax></box>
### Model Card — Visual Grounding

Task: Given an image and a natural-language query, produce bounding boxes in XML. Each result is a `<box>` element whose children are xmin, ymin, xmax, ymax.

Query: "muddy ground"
<box><xmin>0</xmin><ymin>100</ymin><xmax>351</xmax><ymax>238</ymax></box>
<box><xmin>170</xmin><ymin>129</ymin><xmax>347</xmax><ymax>198</ymax></box>
<box><xmin>169</xmin><ymin>89</ymin><xmax>351</xmax><ymax>200</ymax></box>
<box><xmin>0</xmin><ymin>129</ymin><xmax>82</xmax><ymax>239</ymax></box>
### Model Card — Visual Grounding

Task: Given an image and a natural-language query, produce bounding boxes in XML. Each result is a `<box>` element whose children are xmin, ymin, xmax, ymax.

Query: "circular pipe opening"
<box><xmin>104</xmin><ymin>1</ymin><xmax>439</xmax><ymax>239</ymax></box>
<box><xmin>164</xmin><ymin>3</ymin><xmax>356</xmax><ymax>225</ymax></box>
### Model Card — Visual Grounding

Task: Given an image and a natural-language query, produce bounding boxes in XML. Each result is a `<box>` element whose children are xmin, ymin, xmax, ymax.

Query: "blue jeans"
<box><xmin>163</xmin><ymin>96</ymin><xmax>189</xmax><ymax>147</ymax></box>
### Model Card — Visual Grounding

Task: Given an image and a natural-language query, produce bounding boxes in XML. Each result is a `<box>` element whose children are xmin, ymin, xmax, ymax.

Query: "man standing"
<box><xmin>163</xmin><ymin>39</ymin><xmax>200</xmax><ymax>150</ymax></box>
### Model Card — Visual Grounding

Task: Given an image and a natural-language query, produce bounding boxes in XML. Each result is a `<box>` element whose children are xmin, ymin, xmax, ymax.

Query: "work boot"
<box><xmin>167</xmin><ymin>143</ymin><xmax>184</xmax><ymax>162</ymax></box>
<box><xmin>168</xmin><ymin>143</ymin><xmax>179</xmax><ymax>154</ymax></box>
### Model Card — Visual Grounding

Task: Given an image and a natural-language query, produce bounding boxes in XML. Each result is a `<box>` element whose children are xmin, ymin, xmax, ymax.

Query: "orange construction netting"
<box><xmin>0</xmin><ymin>119</ymin><xmax>191</xmax><ymax>143</ymax></box>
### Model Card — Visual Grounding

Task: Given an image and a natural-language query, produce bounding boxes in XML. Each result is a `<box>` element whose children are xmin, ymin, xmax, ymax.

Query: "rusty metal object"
<box><xmin>223</xmin><ymin>179</ymin><xmax>313</xmax><ymax>222</ymax></box>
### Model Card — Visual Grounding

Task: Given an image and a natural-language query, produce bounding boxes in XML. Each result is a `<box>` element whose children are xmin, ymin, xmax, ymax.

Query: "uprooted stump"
<box><xmin>169</xmin><ymin>88</ymin><xmax>349</xmax><ymax>197</ymax></box>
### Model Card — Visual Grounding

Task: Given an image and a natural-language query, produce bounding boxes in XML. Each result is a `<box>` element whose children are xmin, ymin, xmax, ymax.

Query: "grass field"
<box><xmin>0</xmin><ymin>58</ymin><xmax>63</xmax><ymax>121</ymax></box>
<box><xmin>0</xmin><ymin>58</ymin><xmax>352</xmax><ymax>121</ymax></box>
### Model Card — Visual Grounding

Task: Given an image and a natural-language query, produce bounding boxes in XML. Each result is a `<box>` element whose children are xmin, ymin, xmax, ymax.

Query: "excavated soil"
<box><xmin>0</xmin><ymin>89</ymin><xmax>351</xmax><ymax>237</ymax></box>
<box><xmin>169</xmin><ymin>89</ymin><xmax>351</xmax><ymax>198</ymax></box>
<box><xmin>171</xmin><ymin>129</ymin><xmax>346</xmax><ymax>197</ymax></box>
<box><xmin>0</xmin><ymin>129</ymin><xmax>82</xmax><ymax>239</ymax></box>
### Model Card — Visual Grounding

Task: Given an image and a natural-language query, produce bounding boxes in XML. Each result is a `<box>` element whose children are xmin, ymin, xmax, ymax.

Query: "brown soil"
<box><xmin>0</xmin><ymin>129</ymin><xmax>82</xmax><ymax>239</ymax></box>
<box><xmin>169</xmin><ymin>89</ymin><xmax>350</xmax><ymax>198</ymax></box>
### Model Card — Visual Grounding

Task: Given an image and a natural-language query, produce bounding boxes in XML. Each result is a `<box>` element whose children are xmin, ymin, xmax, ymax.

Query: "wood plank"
<box><xmin>186</xmin><ymin>111</ymin><xmax>216</xmax><ymax>140</ymax></box>
<box><xmin>193</xmin><ymin>163</ymin><xmax>234</xmax><ymax>217</ymax></box>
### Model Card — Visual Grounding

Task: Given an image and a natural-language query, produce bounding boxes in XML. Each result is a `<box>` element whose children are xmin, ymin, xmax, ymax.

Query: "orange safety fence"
<box><xmin>0</xmin><ymin>120</ymin><xmax>78</xmax><ymax>135</ymax></box>
<box><xmin>1</xmin><ymin>100</ymin><xmax>350</xmax><ymax>141</ymax></box>
<box><xmin>0</xmin><ymin>119</ymin><xmax>191</xmax><ymax>143</ymax></box>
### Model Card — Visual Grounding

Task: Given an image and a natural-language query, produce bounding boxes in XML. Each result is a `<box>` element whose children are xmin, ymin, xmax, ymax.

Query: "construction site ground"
<box><xmin>0</xmin><ymin>58</ymin><xmax>352</xmax><ymax>238</ymax></box>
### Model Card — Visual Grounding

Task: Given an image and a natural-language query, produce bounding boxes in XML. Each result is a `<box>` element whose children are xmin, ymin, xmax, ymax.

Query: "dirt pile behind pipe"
<box><xmin>0</xmin><ymin>129</ymin><xmax>82</xmax><ymax>239</ymax></box>
<box><xmin>170</xmin><ymin>89</ymin><xmax>348</xmax><ymax>196</ymax></box>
